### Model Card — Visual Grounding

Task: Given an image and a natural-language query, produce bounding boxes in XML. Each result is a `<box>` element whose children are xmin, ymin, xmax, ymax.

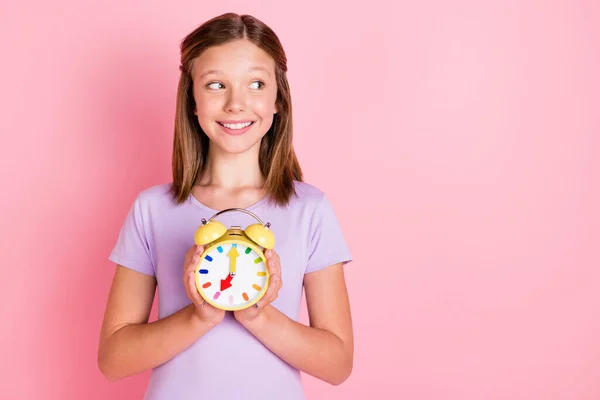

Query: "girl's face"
<box><xmin>192</xmin><ymin>39</ymin><xmax>278</xmax><ymax>156</ymax></box>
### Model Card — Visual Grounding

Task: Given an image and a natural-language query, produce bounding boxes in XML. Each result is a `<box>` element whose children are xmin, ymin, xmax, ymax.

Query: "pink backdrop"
<box><xmin>1</xmin><ymin>1</ymin><xmax>599</xmax><ymax>399</ymax></box>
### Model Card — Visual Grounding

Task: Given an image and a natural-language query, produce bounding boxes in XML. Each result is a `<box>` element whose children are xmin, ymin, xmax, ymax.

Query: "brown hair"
<box><xmin>170</xmin><ymin>13</ymin><xmax>303</xmax><ymax>207</ymax></box>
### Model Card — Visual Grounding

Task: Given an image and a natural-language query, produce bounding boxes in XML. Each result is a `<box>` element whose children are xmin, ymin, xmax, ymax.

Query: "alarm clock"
<box><xmin>193</xmin><ymin>207</ymin><xmax>275</xmax><ymax>311</ymax></box>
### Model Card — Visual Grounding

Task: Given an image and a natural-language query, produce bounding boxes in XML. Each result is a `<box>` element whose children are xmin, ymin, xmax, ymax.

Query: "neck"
<box><xmin>198</xmin><ymin>143</ymin><xmax>265</xmax><ymax>189</ymax></box>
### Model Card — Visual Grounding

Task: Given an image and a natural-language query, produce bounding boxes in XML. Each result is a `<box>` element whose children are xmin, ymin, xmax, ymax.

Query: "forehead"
<box><xmin>193</xmin><ymin>39</ymin><xmax>275</xmax><ymax>77</ymax></box>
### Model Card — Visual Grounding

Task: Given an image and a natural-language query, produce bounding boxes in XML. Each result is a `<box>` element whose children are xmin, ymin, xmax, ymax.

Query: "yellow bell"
<box><xmin>245</xmin><ymin>223</ymin><xmax>275</xmax><ymax>249</ymax></box>
<box><xmin>194</xmin><ymin>220</ymin><xmax>227</xmax><ymax>246</ymax></box>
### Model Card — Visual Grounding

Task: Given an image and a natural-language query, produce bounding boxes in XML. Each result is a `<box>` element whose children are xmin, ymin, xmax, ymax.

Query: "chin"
<box><xmin>211</xmin><ymin>137</ymin><xmax>262</xmax><ymax>155</ymax></box>
<box><xmin>209</xmin><ymin>126</ymin><xmax>269</xmax><ymax>155</ymax></box>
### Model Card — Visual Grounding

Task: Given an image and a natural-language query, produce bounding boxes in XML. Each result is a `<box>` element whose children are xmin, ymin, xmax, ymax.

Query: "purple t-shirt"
<box><xmin>108</xmin><ymin>180</ymin><xmax>352</xmax><ymax>400</ymax></box>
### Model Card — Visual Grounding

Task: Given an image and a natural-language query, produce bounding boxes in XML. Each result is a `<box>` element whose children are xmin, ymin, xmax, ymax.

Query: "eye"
<box><xmin>249</xmin><ymin>81</ymin><xmax>265</xmax><ymax>90</ymax></box>
<box><xmin>206</xmin><ymin>82</ymin><xmax>224</xmax><ymax>90</ymax></box>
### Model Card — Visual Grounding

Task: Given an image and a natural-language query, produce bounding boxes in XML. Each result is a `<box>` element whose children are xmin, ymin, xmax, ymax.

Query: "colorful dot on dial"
<box><xmin>229</xmin><ymin>295</ymin><xmax>233</xmax><ymax>304</ymax></box>
<box><xmin>257</xmin><ymin>272</ymin><xmax>266</xmax><ymax>277</ymax></box>
<box><xmin>245</xmin><ymin>247</ymin><xmax>251</xmax><ymax>254</ymax></box>
<box><xmin>252</xmin><ymin>284</ymin><xmax>261</xmax><ymax>291</ymax></box>
<box><xmin>217</xmin><ymin>246</ymin><xmax>223</xmax><ymax>253</ymax></box>
<box><xmin>199</xmin><ymin>269</ymin><xmax>209</xmax><ymax>274</ymax></box>
<box><xmin>205</xmin><ymin>255</ymin><xmax>213</xmax><ymax>262</ymax></box>
<box><xmin>214</xmin><ymin>292</ymin><xmax>221</xmax><ymax>300</ymax></box>
<box><xmin>242</xmin><ymin>292</ymin><xmax>249</xmax><ymax>301</ymax></box>
<box><xmin>254</xmin><ymin>257</ymin><xmax>262</xmax><ymax>264</ymax></box>
<box><xmin>202</xmin><ymin>282</ymin><xmax>211</xmax><ymax>288</ymax></box>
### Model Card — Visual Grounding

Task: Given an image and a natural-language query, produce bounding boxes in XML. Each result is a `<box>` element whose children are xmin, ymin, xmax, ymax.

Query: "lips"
<box><xmin>217</xmin><ymin>120</ymin><xmax>255</xmax><ymax>136</ymax></box>
<box><xmin>217</xmin><ymin>120</ymin><xmax>255</xmax><ymax>129</ymax></box>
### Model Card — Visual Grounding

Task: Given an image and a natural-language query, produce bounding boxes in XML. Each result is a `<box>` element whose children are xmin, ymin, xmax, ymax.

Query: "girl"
<box><xmin>98</xmin><ymin>13</ymin><xmax>353</xmax><ymax>400</ymax></box>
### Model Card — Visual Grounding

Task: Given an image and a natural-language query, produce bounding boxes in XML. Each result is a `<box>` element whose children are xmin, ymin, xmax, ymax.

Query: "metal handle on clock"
<box><xmin>201</xmin><ymin>207</ymin><xmax>271</xmax><ymax>228</ymax></box>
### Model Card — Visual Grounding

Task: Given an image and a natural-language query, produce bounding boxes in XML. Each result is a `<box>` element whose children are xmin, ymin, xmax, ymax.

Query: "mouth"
<box><xmin>217</xmin><ymin>120</ymin><xmax>256</xmax><ymax>136</ymax></box>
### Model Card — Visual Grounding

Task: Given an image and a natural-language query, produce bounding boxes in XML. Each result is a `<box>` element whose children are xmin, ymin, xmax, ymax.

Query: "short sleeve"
<box><xmin>108</xmin><ymin>194</ymin><xmax>155</xmax><ymax>276</ymax></box>
<box><xmin>305</xmin><ymin>194</ymin><xmax>353</xmax><ymax>274</ymax></box>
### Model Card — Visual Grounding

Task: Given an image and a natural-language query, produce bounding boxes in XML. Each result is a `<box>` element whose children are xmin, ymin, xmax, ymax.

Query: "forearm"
<box><xmin>239</xmin><ymin>306</ymin><xmax>353</xmax><ymax>385</ymax></box>
<box><xmin>98</xmin><ymin>304</ymin><xmax>216</xmax><ymax>381</ymax></box>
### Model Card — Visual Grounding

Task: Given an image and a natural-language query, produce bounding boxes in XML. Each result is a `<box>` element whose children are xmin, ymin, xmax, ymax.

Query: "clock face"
<box><xmin>195</xmin><ymin>241</ymin><xmax>268</xmax><ymax>310</ymax></box>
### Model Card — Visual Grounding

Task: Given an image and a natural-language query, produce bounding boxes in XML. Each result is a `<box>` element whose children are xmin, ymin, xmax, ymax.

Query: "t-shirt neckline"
<box><xmin>187</xmin><ymin>192</ymin><xmax>270</xmax><ymax>214</ymax></box>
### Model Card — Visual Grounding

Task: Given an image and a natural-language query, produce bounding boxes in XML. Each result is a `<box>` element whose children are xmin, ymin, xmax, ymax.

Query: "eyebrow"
<box><xmin>198</xmin><ymin>66</ymin><xmax>272</xmax><ymax>79</ymax></box>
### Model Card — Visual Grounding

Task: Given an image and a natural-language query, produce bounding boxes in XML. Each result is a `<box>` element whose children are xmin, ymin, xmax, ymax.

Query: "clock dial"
<box><xmin>196</xmin><ymin>242</ymin><xmax>268</xmax><ymax>310</ymax></box>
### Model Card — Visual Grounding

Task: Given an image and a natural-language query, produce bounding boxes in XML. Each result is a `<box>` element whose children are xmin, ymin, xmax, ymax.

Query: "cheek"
<box><xmin>194</xmin><ymin>104</ymin><xmax>220</xmax><ymax>135</ymax></box>
<box><xmin>252</xmin><ymin>90</ymin><xmax>278</xmax><ymax>117</ymax></box>
<box><xmin>252</xmin><ymin>101</ymin><xmax>276</xmax><ymax>120</ymax></box>
<box><xmin>195</xmin><ymin>96</ymin><xmax>220</xmax><ymax>118</ymax></box>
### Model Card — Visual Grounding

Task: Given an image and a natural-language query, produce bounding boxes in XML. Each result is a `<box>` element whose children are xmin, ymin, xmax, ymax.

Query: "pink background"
<box><xmin>1</xmin><ymin>1</ymin><xmax>599</xmax><ymax>399</ymax></box>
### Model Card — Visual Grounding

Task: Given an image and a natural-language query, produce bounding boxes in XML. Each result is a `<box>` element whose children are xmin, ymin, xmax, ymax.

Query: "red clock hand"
<box><xmin>220</xmin><ymin>274</ymin><xmax>234</xmax><ymax>291</ymax></box>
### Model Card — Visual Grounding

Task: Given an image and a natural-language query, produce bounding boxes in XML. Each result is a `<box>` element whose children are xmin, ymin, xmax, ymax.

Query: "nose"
<box><xmin>224</xmin><ymin>85</ymin><xmax>246</xmax><ymax>113</ymax></box>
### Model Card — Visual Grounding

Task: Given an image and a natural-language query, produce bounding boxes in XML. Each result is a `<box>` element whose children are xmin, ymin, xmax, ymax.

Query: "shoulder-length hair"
<box><xmin>170</xmin><ymin>13</ymin><xmax>303</xmax><ymax>207</ymax></box>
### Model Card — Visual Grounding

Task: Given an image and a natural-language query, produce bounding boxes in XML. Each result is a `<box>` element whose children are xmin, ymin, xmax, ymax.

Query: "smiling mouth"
<box><xmin>217</xmin><ymin>121</ymin><xmax>255</xmax><ymax>130</ymax></box>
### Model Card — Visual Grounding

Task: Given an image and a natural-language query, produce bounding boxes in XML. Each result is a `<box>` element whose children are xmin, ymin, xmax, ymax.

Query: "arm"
<box><xmin>238</xmin><ymin>263</ymin><xmax>354</xmax><ymax>385</ymax></box>
<box><xmin>97</xmin><ymin>263</ymin><xmax>220</xmax><ymax>381</ymax></box>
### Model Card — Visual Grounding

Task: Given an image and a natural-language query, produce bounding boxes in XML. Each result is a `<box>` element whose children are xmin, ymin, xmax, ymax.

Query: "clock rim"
<box><xmin>194</xmin><ymin>238</ymin><xmax>270</xmax><ymax>311</ymax></box>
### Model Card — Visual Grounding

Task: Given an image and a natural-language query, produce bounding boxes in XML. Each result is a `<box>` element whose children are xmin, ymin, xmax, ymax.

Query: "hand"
<box><xmin>183</xmin><ymin>244</ymin><xmax>225</xmax><ymax>326</ymax></box>
<box><xmin>234</xmin><ymin>249</ymin><xmax>283</xmax><ymax>324</ymax></box>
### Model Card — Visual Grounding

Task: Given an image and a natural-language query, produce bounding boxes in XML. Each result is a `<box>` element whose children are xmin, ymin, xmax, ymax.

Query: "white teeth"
<box><xmin>221</xmin><ymin>121</ymin><xmax>252</xmax><ymax>130</ymax></box>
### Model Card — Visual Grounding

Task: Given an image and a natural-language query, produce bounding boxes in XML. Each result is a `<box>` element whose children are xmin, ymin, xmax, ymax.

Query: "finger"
<box><xmin>258</xmin><ymin>250</ymin><xmax>281</xmax><ymax>308</ymax></box>
<box><xmin>187</xmin><ymin>270</ymin><xmax>205</xmax><ymax>307</ymax></box>
<box><xmin>268</xmin><ymin>263</ymin><xmax>282</xmax><ymax>291</ymax></box>
<box><xmin>256</xmin><ymin>289</ymin><xmax>271</xmax><ymax>309</ymax></box>
<box><xmin>266</xmin><ymin>256</ymin><xmax>279</xmax><ymax>275</ymax></box>
<box><xmin>186</xmin><ymin>247</ymin><xmax>204</xmax><ymax>274</ymax></box>
<box><xmin>185</xmin><ymin>253</ymin><xmax>197</xmax><ymax>276</ymax></box>
<box><xmin>276</xmin><ymin>261</ymin><xmax>283</xmax><ymax>288</ymax></box>
<box><xmin>270</xmin><ymin>249</ymin><xmax>280</xmax><ymax>264</ymax></box>
<box><xmin>263</xmin><ymin>274</ymin><xmax>279</xmax><ymax>305</ymax></box>
<box><xmin>261</xmin><ymin>293</ymin><xmax>276</xmax><ymax>308</ymax></box>
<box><xmin>266</xmin><ymin>255</ymin><xmax>280</xmax><ymax>284</ymax></box>
<box><xmin>189</xmin><ymin>244</ymin><xmax>203</xmax><ymax>258</ymax></box>
<box><xmin>185</xmin><ymin>245</ymin><xmax>197</xmax><ymax>263</ymax></box>
<box><xmin>265</xmin><ymin>249</ymin><xmax>276</xmax><ymax>262</ymax></box>
<box><xmin>184</xmin><ymin>270</ymin><xmax>195</xmax><ymax>298</ymax></box>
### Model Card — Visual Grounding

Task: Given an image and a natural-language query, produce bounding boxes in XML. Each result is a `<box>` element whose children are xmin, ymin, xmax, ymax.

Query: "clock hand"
<box><xmin>228</xmin><ymin>246</ymin><xmax>239</xmax><ymax>275</ymax></box>
<box><xmin>220</xmin><ymin>246</ymin><xmax>240</xmax><ymax>292</ymax></box>
<box><xmin>220</xmin><ymin>274</ymin><xmax>233</xmax><ymax>291</ymax></box>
